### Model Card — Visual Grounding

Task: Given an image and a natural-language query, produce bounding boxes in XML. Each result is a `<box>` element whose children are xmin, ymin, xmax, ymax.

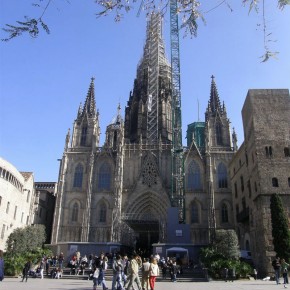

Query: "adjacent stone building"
<box><xmin>0</xmin><ymin>157</ymin><xmax>35</xmax><ymax>250</ymax></box>
<box><xmin>229</xmin><ymin>89</ymin><xmax>290</xmax><ymax>276</ymax></box>
<box><xmin>34</xmin><ymin>182</ymin><xmax>57</xmax><ymax>244</ymax></box>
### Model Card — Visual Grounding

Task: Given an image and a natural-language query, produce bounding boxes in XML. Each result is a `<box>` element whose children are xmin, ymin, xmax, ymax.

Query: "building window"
<box><xmin>1</xmin><ymin>224</ymin><xmax>5</xmax><ymax>239</ymax></box>
<box><xmin>265</xmin><ymin>146</ymin><xmax>273</xmax><ymax>157</ymax></box>
<box><xmin>247</xmin><ymin>180</ymin><xmax>252</xmax><ymax>198</ymax></box>
<box><xmin>187</xmin><ymin>161</ymin><xmax>202</xmax><ymax>190</ymax></box>
<box><xmin>234</xmin><ymin>182</ymin><xmax>238</xmax><ymax>198</ymax></box>
<box><xmin>0</xmin><ymin>196</ymin><xmax>2</xmax><ymax>207</ymax></box>
<box><xmin>14</xmin><ymin>206</ymin><xmax>17</xmax><ymax>220</ymax></box>
<box><xmin>73</xmin><ymin>164</ymin><xmax>83</xmax><ymax>188</ymax></box>
<box><xmin>217</xmin><ymin>163</ymin><xmax>228</xmax><ymax>188</ymax></box>
<box><xmin>254</xmin><ymin>181</ymin><xmax>257</xmax><ymax>192</ymax></box>
<box><xmin>272</xmin><ymin>177</ymin><xmax>279</xmax><ymax>187</ymax></box>
<box><xmin>21</xmin><ymin>212</ymin><xmax>24</xmax><ymax>223</ymax></box>
<box><xmin>99</xmin><ymin>204</ymin><xmax>107</xmax><ymax>223</ymax></box>
<box><xmin>288</xmin><ymin>177</ymin><xmax>290</xmax><ymax>187</ymax></box>
<box><xmin>216</xmin><ymin>122</ymin><xmax>223</xmax><ymax>145</ymax></box>
<box><xmin>80</xmin><ymin>126</ymin><xmax>87</xmax><ymax>146</ymax></box>
<box><xmin>98</xmin><ymin>163</ymin><xmax>111</xmax><ymax>191</ymax></box>
<box><xmin>221</xmin><ymin>203</ymin><xmax>229</xmax><ymax>223</ymax></box>
<box><xmin>6</xmin><ymin>202</ymin><xmax>10</xmax><ymax>214</ymax></box>
<box><xmin>284</xmin><ymin>147</ymin><xmax>290</xmax><ymax>157</ymax></box>
<box><xmin>240</xmin><ymin>175</ymin><xmax>244</xmax><ymax>192</ymax></box>
<box><xmin>72</xmin><ymin>202</ymin><xmax>79</xmax><ymax>222</ymax></box>
<box><xmin>191</xmin><ymin>202</ymin><xmax>199</xmax><ymax>223</ymax></box>
<box><xmin>26</xmin><ymin>190</ymin><xmax>30</xmax><ymax>203</ymax></box>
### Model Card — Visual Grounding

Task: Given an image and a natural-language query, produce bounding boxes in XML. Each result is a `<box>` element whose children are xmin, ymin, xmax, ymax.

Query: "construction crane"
<box><xmin>169</xmin><ymin>0</ymin><xmax>185</xmax><ymax>223</ymax></box>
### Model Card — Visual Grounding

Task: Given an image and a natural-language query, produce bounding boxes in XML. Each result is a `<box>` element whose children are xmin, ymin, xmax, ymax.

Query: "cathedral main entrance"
<box><xmin>123</xmin><ymin>213</ymin><xmax>161</xmax><ymax>256</ymax></box>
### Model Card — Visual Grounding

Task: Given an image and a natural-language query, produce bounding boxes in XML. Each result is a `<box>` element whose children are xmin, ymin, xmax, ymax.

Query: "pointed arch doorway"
<box><xmin>123</xmin><ymin>191</ymin><xmax>169</xmax><ymax>256</ymax></box>
<box><xmin>123</xmin><ymin>213</ymin><xmax>160</xmax><ymax>256</ymax></box>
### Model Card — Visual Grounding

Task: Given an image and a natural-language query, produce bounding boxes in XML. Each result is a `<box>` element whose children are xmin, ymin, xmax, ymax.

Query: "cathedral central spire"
<box><xmin>124</xmin><ymin>12</ymin><xmax>172</xmax><ymax>144</ymax></box>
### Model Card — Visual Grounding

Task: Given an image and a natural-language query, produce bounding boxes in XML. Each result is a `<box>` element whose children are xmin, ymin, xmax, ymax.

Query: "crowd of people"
<box><xmin>64</xmin><ymin>251</ymin><xmax>183</xmax><ymax>290</ymax></box>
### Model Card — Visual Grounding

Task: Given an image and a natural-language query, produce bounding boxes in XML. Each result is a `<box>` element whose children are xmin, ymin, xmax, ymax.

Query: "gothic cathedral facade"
<box><xmin>51</xmin><ymin>13</ymin><xmax>237</xmax><ymax>255</ymax></box>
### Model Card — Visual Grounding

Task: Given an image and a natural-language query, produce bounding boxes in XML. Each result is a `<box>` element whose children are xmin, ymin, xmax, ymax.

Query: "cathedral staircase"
<box><xmin>55</xmin><ymin>266</ymin><xmax>208</xmax><ymax>282</ymax></box>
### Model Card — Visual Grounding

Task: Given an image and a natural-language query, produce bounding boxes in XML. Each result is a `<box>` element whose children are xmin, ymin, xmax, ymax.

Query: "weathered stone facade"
<box><xmin>51</xmin><ymin>14</ymin><xmax>236</xmax><ymax>259</ymax></box>
<box><xmin>229</xmin><ymin>89</ymin><xmax>290</xmax><ymax>276</ymax></box>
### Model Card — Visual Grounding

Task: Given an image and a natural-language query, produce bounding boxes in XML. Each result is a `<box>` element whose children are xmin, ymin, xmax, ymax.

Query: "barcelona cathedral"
<box><xmin>50</xmin><ymin>13</ymin><xmax>290</xmax><ymax>276</ymax></box>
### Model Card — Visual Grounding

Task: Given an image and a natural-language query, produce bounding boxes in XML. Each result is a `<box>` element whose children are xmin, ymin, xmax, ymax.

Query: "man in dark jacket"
<box><xmin>272</xmin><ymin>256</ymin><xmax>281</xmax><ymax>285</ymax></box>
<box><xmin>22</xmin><ymin>260</ymin><xmax>31</xmax><ymax>282</ymax></box>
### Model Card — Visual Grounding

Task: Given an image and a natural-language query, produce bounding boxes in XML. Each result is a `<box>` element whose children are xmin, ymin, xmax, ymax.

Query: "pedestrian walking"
<box><xmin>98</xmin><ymin>253</ymin><xmax>109</xmax><ymax>290</ymax></box>
<box><xmin>39</xmin><ymin>258</ymin><xmax>45</xmax><ymax>279</ymax></box>
<box><xmin>281</xmin><ymin>258</ymin><xmax>289</xmax><ymax>286</ymax></box>
<box><xmin>112</xmin><ymin>254</ymin><xmax>124</xmax><ymax>290</ymax></box>
<box><xmin>272</xmin><ymin>256</ymin><xmax>281</xmax><ymax>285</ymax></box>
<box><xmin>141</xmin><ymin>258</ymin><xmax>150</xmax><ymax>290</ymax></box>
<box><xmin>21</xmin><ymin>260</ymin><xmax>31</xmax><ymax>282</ymax></box>
<box><xmin>149</xmin><ymin>257</ymin><xmax>159</xmax><ymax>290</ymax></box>
<box><xmin>126</xmin><ymin>253</ymin><xmax>142</xmax><ymax>290</ymax></box>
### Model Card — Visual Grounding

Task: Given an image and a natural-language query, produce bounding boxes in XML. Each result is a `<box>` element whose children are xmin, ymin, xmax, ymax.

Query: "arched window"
<box><xmin>98</xmin><ymin>163</ymin><xmax>111</xmax><ymax>191</ymax></box>
<box><xmin>187</xmin><ymin>161</ymin><xmax>202</xmax><ymax>190</ymax></box>
<box><xmin>221</xmin><ymin>203</ymin><xmax>228</xmax><ymax>223</ymax></box>
<box><xmin>80</xmin><ymin>126</ymin><xmax>87</xmax><ymax>146</ymax></box>
<box><xmin>72</xmin><ymin>202</ymin><xmax>79</xmax><ymax>222</ymax></box>
<box><xmin>191</xmin><ymin>202</ymin><xmax>199</xmax><ymax>223</ymax></box>
<box><xmin>216</xmin><ymin>122</ymin><xmax>223</xmax><ymax>145</ymax></box>
<box><xmin>73</xmin><ymin>164</ymin><xmax>83</xmax><ymax>188</ymax></box>
<box><xmin>99</xmin><ymin>203</ymin><xmax>107</xmax><ymax>223</ymax></box>
<box><xmin>217</xmin><ymin>163</ymin><xmax>228</xmax><ymax>188</ymax></box>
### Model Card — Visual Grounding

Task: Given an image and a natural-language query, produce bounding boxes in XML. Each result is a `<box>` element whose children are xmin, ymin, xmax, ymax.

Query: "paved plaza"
<box><xmin>0</xmin><ymin>277</ymin><xmax>287</xmax><ymax>290</ymax></box>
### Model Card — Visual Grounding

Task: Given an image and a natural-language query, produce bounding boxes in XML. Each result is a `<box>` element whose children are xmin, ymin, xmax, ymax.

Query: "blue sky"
<box><xmin>0</xmin><ymin>0</ymin><xmax>289</xmax><ymax>181</ymax></box>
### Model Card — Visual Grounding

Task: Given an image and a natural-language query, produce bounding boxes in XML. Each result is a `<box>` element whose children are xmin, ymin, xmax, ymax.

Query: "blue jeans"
<box><xmin>275</xmin><ymin>269</ymin><xmax>281</xmax><ymax>284</ymax></box>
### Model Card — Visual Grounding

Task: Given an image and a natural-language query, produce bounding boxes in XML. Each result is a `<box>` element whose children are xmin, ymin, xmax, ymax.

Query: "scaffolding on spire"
<box><xmin>170</xmin><ymin>0</ymin><xmax>185</xmax><ymax>222</ymax></box>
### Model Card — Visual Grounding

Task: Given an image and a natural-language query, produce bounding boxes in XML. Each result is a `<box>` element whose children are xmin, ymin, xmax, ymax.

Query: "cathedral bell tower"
<box><xmin>205</xmin><ymin>75</ymin><xmax>232</xmax><ymax>149</ymax></box>
<box><xmin>71</xmin><ymin>77</ymin><xmax>100</xmax><ymax>149</ymax></box>
<box><xmin>51</xmin><ymin>78</ymin><xmax>100</xmax><ymax>244</ymax></box>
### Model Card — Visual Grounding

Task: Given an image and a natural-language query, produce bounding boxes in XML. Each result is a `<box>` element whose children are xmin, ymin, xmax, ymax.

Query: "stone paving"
<box><xmin>0</xmin><ymin>277</ymin><xmax>287</xmax><ymax>290</ymax></box>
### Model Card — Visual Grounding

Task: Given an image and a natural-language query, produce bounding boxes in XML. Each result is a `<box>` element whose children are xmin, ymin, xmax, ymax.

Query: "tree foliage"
<box><xmin>4</xmin><ymin>225</ymin><xmax>51</xmax><ymax>276</ymax></box>
<box><xmin>199</xmin><ymin>245</ymin><xmax>252</xmax><ymax>279</ymax></box>
<box><xmin>270</xmin><ymin>193</ymin><xmax>290</xmax><ymax>260</ymax></box>
<box><xmin>199</xmin><ymin>229</ymin><xmax>248</xmax><ymax>279</ymax></box>
<box><xmin>6</xmin><ymin>224</ymin><xmax>46</xmax><ymax>255</ymax></box>
<box><xmin>213</xmin><ymin>229</ymin><xmax>240</xmax><ymax>260</ymax></box>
